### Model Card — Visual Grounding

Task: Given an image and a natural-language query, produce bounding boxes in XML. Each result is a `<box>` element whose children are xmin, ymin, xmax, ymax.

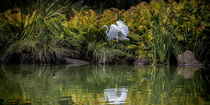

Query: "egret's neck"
<box><xmin>102</xmin><ymin>25</ymin><xmax>109</xmax><ymax>35</ymax></box>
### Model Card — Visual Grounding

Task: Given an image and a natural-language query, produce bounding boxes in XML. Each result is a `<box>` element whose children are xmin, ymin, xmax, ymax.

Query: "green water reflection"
<box><xmin>0</xmin><ymin>65</ymin><xmax>209</xmax><ymax>105</ymax></box>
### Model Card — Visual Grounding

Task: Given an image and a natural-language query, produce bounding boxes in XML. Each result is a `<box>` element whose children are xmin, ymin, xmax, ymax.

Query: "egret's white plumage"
<box><xmin>102</xmin><ymin>21</ymin><xmax>129</xmax><ymax>41</ymax></box>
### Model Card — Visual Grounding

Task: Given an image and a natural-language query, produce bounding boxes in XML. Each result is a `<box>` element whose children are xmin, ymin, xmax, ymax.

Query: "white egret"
<box><xmin>102</xmin><ymin>21</ymin><xmax>129</xmax><ymax>41</ymax></box>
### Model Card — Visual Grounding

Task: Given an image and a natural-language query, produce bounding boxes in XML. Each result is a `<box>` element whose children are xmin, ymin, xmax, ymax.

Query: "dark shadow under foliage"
<box><xmin>0</xmin><ymin>0</ymin><xmax>150</xmax><ymax>12</ymax></box>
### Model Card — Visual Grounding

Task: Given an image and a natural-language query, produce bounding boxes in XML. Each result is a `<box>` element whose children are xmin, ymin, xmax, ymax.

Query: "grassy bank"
<box><xmin>0</xmin><ymin>0</ymin><xmax>209</xmax><ymax>65</ymax></box>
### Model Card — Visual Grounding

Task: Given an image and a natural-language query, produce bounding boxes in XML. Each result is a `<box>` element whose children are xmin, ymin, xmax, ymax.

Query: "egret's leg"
<box><xmin>114</xmin><ymin>36</ymin><xmax>119</xmax><ymax>48</ymax></box>
<box><xmin>111</xmin><ymin>40</ymin><xmax>116</xmax><ymax>45</ymax></box>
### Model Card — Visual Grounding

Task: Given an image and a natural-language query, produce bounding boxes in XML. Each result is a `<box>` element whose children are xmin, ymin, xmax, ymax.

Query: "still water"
<box><xmin>0</xmin><ymin>64</ymin><xmax>209</xmax><ymax>105</ymax></box>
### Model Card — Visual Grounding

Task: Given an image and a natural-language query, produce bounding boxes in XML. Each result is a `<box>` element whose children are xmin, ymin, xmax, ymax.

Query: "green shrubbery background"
<box><xmin>0</xmin><ymin>0</ymin><xmax>209</xmax><ymax>64</ymax></box>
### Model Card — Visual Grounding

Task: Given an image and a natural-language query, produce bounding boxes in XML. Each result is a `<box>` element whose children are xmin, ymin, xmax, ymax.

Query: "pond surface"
<box><xmin>0</xmin><ymin>64</ymin><xmax>209</xmax><ymax>105</ymax></box>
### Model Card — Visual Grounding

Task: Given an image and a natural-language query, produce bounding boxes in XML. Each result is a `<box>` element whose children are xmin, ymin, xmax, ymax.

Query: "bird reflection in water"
<box><xmin>103</xmin><ymin>86</ymin><xmax>128</xmax><ymax>105</ymax></box>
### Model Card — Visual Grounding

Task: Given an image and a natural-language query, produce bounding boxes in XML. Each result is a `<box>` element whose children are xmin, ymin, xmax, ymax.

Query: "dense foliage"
<box><xmin>0</xmin><ymin>0</ymin><xmax>209</xmax><ymax>64</ymax></box>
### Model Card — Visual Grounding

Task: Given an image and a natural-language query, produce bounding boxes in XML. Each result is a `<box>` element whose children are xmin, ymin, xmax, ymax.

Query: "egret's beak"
<box><xmin>99</xmin><ymin>27</ymin><xmax>103</xmax><ymax>31</ymax></box>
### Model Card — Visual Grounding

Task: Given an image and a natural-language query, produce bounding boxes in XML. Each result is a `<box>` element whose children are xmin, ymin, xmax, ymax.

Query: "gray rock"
<box><xmin>133</xmin><ymin>57</ymin><xmax>150</xmax><ymax>66</ymax></box>
<box><xmin>65</xmin><ymin>58</ymin><xmax>90</xmax><ymax>65</ymax></box>
<box><xmin>177</xmin><ymin>50</ymin><xmax>202</xmax><ymax>66</ymax></box>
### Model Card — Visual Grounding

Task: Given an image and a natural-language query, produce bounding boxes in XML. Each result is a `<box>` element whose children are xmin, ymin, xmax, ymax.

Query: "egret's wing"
<box><xmin>117</xmin><ymin>21</ymin><xmax>129</xmax><ymax>36</ymax></box>
<box><xmin>107</xmin><ymin>24</ymin><xmax>122</xmax><ymax>40</ymax></box>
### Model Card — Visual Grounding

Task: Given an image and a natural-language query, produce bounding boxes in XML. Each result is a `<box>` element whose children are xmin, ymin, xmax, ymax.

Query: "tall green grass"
<box><xmin>124</xmin><ymin>0</ymin><xmax>209</xmax><ymax>64</ymax></box>
<box><xmin>147</xmin><ymin>1</ymin><xmax>182</xmax><ymax>64</ymax></box>
<box><xmin>86</xmin><ymin>42</ymin><xmax>133</xmax><ymax>64</ymax></box>
<box><xmin>0</xmin><ymin>2</ymin><xmax>79</xmax><ymax>63</ymax></box>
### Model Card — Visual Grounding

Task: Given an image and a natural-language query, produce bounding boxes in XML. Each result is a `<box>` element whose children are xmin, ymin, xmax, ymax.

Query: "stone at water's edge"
<box><xmin>133</xmin><ymin>57</ymin><xmax>150</xmax><ymax>66</ymax></box>
<box><xmin>65</xmin><ymin>58</ymin><xmax>90</xmax><ymax>65</ymax></box>
<box><xmin>177</xmin><ymin>50</ymin><xmax>203</xmax><ymax>66</ymax></box>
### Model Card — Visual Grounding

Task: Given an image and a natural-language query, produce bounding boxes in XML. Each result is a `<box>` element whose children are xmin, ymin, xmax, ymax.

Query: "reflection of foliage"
<box><xmin>0</xmin><ymin>65</ymin><xmax>135</xmax><ymax>104</ymax></box>
<box><xmin>87</xmin><ymin>65</ymin><xmax>134</xmax><ymax>86</ymax></box>
<box><xmin>132</xmin><ymin>66</ymin><xmax>210</xmax><ymax>105</ymax></box>
<box><xmin>0</xmin><ymin>65</ymin><xmax>209</xmax><ymax>105</ymax></box>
